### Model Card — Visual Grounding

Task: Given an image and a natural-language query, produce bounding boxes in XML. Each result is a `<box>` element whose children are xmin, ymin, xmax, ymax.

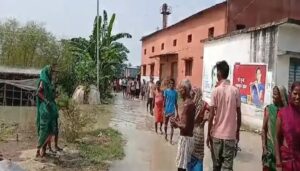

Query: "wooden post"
<box><xmin>27</xmin><ymin>93</ymin><xmax>31</xmax><ymax>106</ymax></box>
<box><xmin>12</xmin><ymin>86</ymin><xmax>15</xmax><ymax>106</ymax></box>
<box><xmin>20</xmin><ymin>88</ymin><xmax>23</xmax><ymax>106</ymax></box>
<box><xmin>3</xmin><ymin>84</ymin><xmax>6</xmax><ymax>106</ymax></box>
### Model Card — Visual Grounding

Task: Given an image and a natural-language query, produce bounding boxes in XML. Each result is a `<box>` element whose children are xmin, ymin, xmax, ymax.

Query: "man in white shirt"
<box><xmin>147</xmin><ymin>77</ymin><xmax>155</xmax><ymax>115</ymax></box>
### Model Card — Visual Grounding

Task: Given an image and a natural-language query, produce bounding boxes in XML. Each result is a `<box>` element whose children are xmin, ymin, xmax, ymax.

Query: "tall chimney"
<box><xmin>161</xmin><ymin>3</ymin><xmax>171</xmax><ymax>29</ymax></box>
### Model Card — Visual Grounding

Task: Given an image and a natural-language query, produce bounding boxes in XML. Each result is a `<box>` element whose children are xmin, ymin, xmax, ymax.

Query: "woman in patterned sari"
<box><xmin>188</xmin><ymin>88</ymin><xmax>209</xmax><ymax>171</ymax></box>
<box><xmin>262</xmin><ymin>86</ymin><xmax>288</xmax><ymax>171</ymax></box>
<box><xmin>275</xmin><ymin>82</ymin><xmax>300</xmax><ymax>171</ymax></box>
<box><xmin>36</xmin><ymin>65</ymin><xmax>58</xmax><ymax>157</ymax></box>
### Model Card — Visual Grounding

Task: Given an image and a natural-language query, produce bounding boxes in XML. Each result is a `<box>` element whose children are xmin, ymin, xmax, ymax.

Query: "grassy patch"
<box><xmin>0</xmin><ymin>121</ymin><xmax>18</xmax><ymax>141</ymax></box>
<box><xmin>78</xmin><ymin>128</ymin><xmax>125</xmax><ymax>169</ymax></box>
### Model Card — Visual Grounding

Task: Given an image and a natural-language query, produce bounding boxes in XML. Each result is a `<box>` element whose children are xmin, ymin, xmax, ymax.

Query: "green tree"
<box><xmin>0</xmin><ymin>19</ymin><xmax>59</xmax><ymax>68</ymax></box>
<box><xmin>56</xmin><ymin>39</ymin><xmax>77</xmax><ymax>96</ymax></box>
<box><xmin>93</xmin><ymin>11</ymin><xmax>132</xmax><ymax>98</ymax></box>
<box><xmin>62</xmin><ymin>10</ymin><xmax>131</xmax><ymax>100</ymax></box>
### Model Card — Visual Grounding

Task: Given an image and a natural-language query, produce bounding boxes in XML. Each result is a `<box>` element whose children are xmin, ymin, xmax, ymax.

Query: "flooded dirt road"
<box><xmin>0</xmin><ymin>94</ymin><xmax>262</xmax><ymax>171</ymax></box>
<box><xmin>109</xmin><ymin>94</ymin><xmax>262</xmax><ymax>171</ymax></box>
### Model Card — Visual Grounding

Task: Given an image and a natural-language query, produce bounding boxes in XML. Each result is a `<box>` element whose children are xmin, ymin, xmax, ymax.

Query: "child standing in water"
<box><xmin>153</xmin><ymin>80</ymin><xmax>164</xmax><ymax>134</ymax></box>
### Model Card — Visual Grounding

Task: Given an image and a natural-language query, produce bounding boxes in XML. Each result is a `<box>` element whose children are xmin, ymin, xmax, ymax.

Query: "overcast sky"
<box><xmin>0</xmin><ymin>0</ymin><xmax>223</xmax><ymax>66</ymax></box>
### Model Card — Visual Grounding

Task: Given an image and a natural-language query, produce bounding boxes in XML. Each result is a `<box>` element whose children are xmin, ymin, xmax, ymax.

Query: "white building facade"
<box><xmin>202</xmin><ymin>19</ymin><xmax>300</xmax><ymax>129</ymax></box>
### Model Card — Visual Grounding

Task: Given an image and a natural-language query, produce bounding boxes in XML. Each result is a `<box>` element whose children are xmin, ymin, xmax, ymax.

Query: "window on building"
<box><xmin>187</xmin><ymin>34</ymin><xmax>192</xmax><ymax>43</ymax></box>
<box><xmin>152</xmin><ymin>46</ymin><xmax>155</xmax><ymax>53</ymax></box>
<box><xmin>142</xmin><ymin>65</ymin><xmax>146</xmax><ymax>76</ymax></box>
<box><xmin>173</xmin><ymin>39</ymin><xmax>177</xmax><ymax>46</ymax></box>
<box><xmin>208</xmin><ymin>27</ymin><xmax>215</xmax><ymax>38</ymax></box>
<box><xmin>161</xmin><ymin>43</ymin><xmax>164</xmax><ymax>50</ymax></box>
<box><xmin>236</xmin><ymin>24</ymin><xmax>246</xmax><ymax>30</ymax></box>
<box><xmin>289</xmin><ymin>58</ymin><xmax>300</xmax><ymax>91</ymax></box>
<box><xmin>144</xmin><ymin>49</ymin><xmax>147</xmax><ymax>55</ymax></box>
<box><xmin>185</xmin><ymin>60</ymin><xmax>193</xmax><ymax>76</ymax></box>
<box><xmin>150</xmin><ymin>64</ymin><xmax>155</xmax><ymax>76</ymax></box>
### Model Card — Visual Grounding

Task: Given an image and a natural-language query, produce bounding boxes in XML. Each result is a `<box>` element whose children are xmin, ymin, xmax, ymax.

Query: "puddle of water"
<box><xmin>109</xmin><ymin>95</ymin><xmax>179</xmax><ymax>171</ymax></box>
<box><xmin>0</xmin><ymin>106</ymin><xmax>36</xmax><ymax>131</ymax></box>
<box><xmin>0</xmin><ymin>106</ymin><xmax>35</xmax><ymax>122</ymax></box>
<box><xmin>0</xmin><ymin>104</ymin><xmax>114</xmax><ymax>133</ymax></box>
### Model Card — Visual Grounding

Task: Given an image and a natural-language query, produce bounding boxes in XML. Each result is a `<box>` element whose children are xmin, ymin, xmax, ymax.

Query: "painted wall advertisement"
<box><xmin>233</xmin><ymin>64</ymin><xmax>267</xmax><ymax>108</ymax></box>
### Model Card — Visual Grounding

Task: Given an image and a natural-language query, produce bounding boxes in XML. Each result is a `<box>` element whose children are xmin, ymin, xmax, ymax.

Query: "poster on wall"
<box><xmin>203</xmin><ymin>64</ymin><xmax>216</xmax><ymax>97</ymax></box>
<box><xmin>233</xmin><ymin>64</ymin><xmax>267</xmax><ymax>108</ymax></box>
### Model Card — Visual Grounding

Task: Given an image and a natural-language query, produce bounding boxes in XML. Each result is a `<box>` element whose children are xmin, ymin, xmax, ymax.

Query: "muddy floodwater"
<box><xmin>109</xmin><ymin>94</ymin><xmax>262</xmax><ymax>171</ymax></box>
<box><xmin>0</xmin><ymin>106</ymin><xmax>36</xmax><ymax>141</ymax></box>
<box><xmin>0</xmin><ymin>106</ymin><xmax>35</xmax><ymax>125</ymax></box>
<box><xmin>0</xmin><ymin>106</ymin><xmax>37</xmax><ymax>162</ymax></box>
<box><xmin>0</xmin><ymin>94</ymin><xmax>263</xmax><ymax>171</ymax></box>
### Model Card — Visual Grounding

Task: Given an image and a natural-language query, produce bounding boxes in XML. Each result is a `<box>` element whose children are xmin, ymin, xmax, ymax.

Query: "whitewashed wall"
<box><xmin>278</xmin><ymin>24</ymin><xmax>300</xmax><ymax>53</ymax></box>
<box><xmin>201</xmin><ymin>23</ymin><xmax>300</xmax><ymax>130</ymax></box>
<box><xmin>203</xmin><ymin>33</ymin><xmax>251</xmax><ymax>100</ymax></box>
<box><xmin>276</xmin><ymin>55</ymin><xmax>290</xmax><ymax>89</ymax></box>
<box><xmin>276</xmin><ymin>24</ymin><xmax>300</xmax><ymax>89</ymax></box>
<box><xmin>203</xmin><ymin>32</ymin><xmax>273</xmax><ymax>130</ymax></box>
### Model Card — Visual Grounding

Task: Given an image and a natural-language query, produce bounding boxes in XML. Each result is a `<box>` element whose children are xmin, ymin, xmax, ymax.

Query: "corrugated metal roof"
<box><xmin>0</xmin><ymin>66</ymin><xmax>40</xmax><ymax>76</ymax></box>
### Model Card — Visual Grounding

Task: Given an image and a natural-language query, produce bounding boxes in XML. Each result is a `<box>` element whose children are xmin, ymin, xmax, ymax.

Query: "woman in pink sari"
<box><xmin>276</xmin><ymin>82</ymin><xmax>300</xmax><ymax>171</ymax></box>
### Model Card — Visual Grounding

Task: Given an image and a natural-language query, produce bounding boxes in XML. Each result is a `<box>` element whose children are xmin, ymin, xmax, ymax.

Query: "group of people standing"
<box><xmin>150</xmin><ymin>77</ymin><xmax>178</xmax><ymax>144</ymax></box>
<box><xmin>143</xmin><ymin>61</ymin><xmax>239</xmax><ymax>171</ymax></box>
<box><xmin>34</xmin><ymin>61</ymin><xmax>300</xmax><ymax>171</ymax></box>
<box><xmin>119</xmin><ymin>77</ymin><xmax>148</xmax><ymax>100</ymax></box>
<box><xmin>146</xmin><ymin>75</ymin><xmax>209</xmax><ymax>171</ymax></box>
<box><xmin>167</xmin><ymin>60</ymin><xmax>242</xmax><ymax>171</ymax></box>
<box><xmin>148</xmin><ymin>60</ymin><xmax>300</xmax><ymax>171</ymax></box>
<box><xmin>262</xmin><ymin>84</ymin><xmax>300</xmax><ymax>170</ymax></box>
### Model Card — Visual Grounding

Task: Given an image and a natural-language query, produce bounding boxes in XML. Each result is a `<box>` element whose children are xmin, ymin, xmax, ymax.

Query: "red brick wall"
<box><xmin>141</xmin><ymin>3</ymin><xmax>227</xmax><ymax>87</ymax></box>
<box><xmin>228</xmin><ymin>0</ymin><xmax>300</xmax><ymax>31</ymax></box>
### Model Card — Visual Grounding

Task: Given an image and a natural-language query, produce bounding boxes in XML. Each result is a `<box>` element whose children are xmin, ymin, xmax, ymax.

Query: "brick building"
<box><xmin>141</xmin><ymin>2</ymin><xmax>227</xmax><ymax>86</ymax></box>
<box><xmin>140</xmin><ymin>0</ymin><xmax>300</xmax><ymax>87</ymax></box>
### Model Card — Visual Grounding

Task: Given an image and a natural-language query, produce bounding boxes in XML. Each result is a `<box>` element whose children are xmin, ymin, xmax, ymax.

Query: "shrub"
<box><xmin>59</xmin><ymin>98</ymin><xmax>94</xmax><ymax>143</ymax></box>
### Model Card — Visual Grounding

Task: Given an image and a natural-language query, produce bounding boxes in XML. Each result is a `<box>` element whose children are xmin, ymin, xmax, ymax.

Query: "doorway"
<box><xmin>171</xmin><ymin>62</ymin><xmax>178</xmax><ymax>83</ymax></box>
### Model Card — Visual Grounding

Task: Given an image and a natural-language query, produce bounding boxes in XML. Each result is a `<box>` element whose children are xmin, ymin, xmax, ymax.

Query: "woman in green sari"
<box><xmin>262</xmin><ymin>86</ymin><xmax>288</xmax><ymax>171</ymax></box>
<box><xmin>36</xmin><ymin>65</ymin><xmax>58</xmax><ymax>157</ymax></box>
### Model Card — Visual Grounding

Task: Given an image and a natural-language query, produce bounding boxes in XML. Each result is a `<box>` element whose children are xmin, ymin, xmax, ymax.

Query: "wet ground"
<box><xmin>0</xmin><ymin>107</ymin><xmax>37</xmax><ymax>160</ymax></box>
<box><xmin>0</xmin><ymin>94</ymin><xmax>263</xmax><ymax>171</ymax></box>
<box><xmin>109</xmin><ymin>93</ymin><xmax>262</xmax><ymax>171</ymax></box>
